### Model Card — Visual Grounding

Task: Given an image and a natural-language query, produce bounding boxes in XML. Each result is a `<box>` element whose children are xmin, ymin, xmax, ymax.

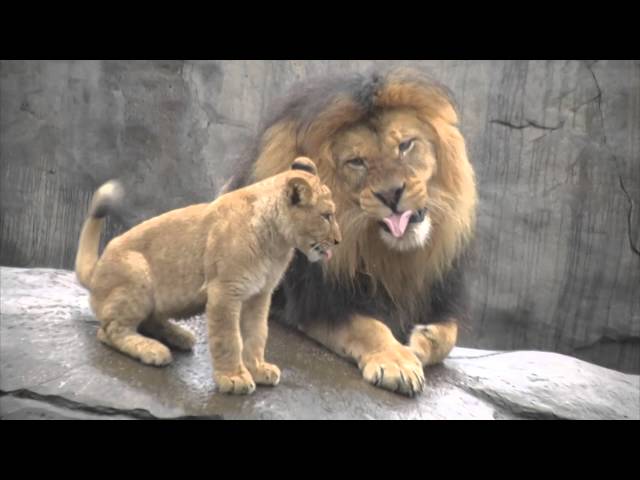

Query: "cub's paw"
<box><xmin>97</xmin><ymin>327</ymin><xmax>110</xmax><ymax>345</ymax></box>
<box><xmin>136</xmin><ymin>341</ymin><xmax>173</xmax><ymax>366</ymax></box>
<box><xmin>359</xmin><ymin>345</ymin><xmax>425</xmax><ymax>397</ymax></box>
<box><xmin>164</xmin><ymin>325</ymin><xmax>197</xmax><ymax>351</ymax></box>
<box><xmin>98</xmin><ymin>328</ymin><xmax>173</xmax><ymax>366</ymax></box>
<box><xmin>139</xmin><ymin>320</ymin><xmax>197</xmax><ymax>352</ymax></box>
<box><xmin>215</xmin><ymin>369</ymin><xmax>256</xmax><ymax>395</ymax></box>
<box><xmin>248</xmin><ymin>362</ymin><xmax>281</xmax><ymax>386</ymax></box>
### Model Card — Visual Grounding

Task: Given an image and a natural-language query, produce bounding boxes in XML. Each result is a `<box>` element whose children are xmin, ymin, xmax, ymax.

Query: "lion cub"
<box><xmin>75</xmin><ymin>157</ymin><xmax>341</xmax><ymax>394</ymax></box>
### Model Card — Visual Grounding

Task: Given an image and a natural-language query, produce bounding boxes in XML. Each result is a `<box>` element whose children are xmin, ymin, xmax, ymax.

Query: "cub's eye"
<box><xmin>346</xmin><ymin>157</ymin><xmax>366</xmax><ymax>169</ymax></box>
<box><xmin>399</xmin><ymin>138</ymin><xmax>416</xmax><ymax>154</ymax></box>
<box><xmin>321</xmin><ymin>213</ymin><xmax>333</xmax><ymax>221</ymax></box>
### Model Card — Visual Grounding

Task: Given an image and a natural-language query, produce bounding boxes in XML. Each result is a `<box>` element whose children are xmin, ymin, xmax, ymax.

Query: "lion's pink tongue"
<box><xmin>382</xmin><ymin>210</ymin><xmax>413</xmax><ymax>238</ymax></box>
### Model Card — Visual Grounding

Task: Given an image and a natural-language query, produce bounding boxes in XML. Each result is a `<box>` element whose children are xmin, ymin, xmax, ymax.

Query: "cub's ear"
<box><xmin>286</xmin><ymin>176</ymin><xmax>313</xmax><ymax>207</ymax></box>
<box><xmin>290</xmin><ymin>157</ymin><xmax>318</xmax><ymax>176</ymax></box>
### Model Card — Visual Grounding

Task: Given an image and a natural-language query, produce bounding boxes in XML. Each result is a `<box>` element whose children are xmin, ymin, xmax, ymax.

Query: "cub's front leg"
<box><xmin>240</xmin><ymin>292</ymin><xmax>281</xmax><ymax>386</ymax></box>
<box><xmin>206</xmin><ymin>281</ymin><xmax>255</xmax><ymax>395</ymax></box>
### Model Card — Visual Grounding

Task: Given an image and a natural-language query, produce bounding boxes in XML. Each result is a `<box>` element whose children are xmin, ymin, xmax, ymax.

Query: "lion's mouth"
<box><xmin>379</xmin><ymin>209</ymin><xmax>426</xmax><ymax>238</ymax></box>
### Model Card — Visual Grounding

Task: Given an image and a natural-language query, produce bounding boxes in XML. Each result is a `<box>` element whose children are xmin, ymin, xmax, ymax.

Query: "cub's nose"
<box><xmin>373</xmin><ymin>183</ymin><xmax>405</xmax><ymax>211</ymax></box>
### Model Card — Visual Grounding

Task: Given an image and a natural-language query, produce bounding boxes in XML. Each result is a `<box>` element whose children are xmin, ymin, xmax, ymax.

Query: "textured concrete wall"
<box><xmin>1</xmin><ymin>60</ymin><xmax>638</xmax><ymax>373</ymax></box>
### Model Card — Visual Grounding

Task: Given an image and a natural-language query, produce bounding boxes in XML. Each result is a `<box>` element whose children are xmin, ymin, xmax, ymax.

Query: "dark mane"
<box><xmin>226</xmin><ymin>67</ymin><xmax>458</xmax><ymax>191</ymax></box>
<box><xmin>225</xmin><ymin>67</ymin><xmax>474</xmax><ymax>337</ymax></box>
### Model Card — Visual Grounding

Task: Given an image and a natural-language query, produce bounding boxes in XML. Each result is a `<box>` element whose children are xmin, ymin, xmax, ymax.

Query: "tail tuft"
<box><xmin>90</xmin><ymin>180</ymin><xmax>124</xmax><ymax>218</ymax></box>
<box><xmin>75</xmin><ymin>180</ymin><xmax>124</xmax><ymax>288</ymax></box>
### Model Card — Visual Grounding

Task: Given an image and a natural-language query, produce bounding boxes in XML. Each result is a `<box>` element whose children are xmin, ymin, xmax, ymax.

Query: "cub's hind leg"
<box><xmin>140</xmin><ymin>316</ymin><xmax>197</xmax><ymax>351</ymax></box>
<box><xmin>92</xmin><ymin>254</ymin><xmax>172</xmax><ymax>366</ymax></box>
<box><xmin>96</xmin><ymin>287</ymin><xmax>172</xmax><ymax>366</ymax></box>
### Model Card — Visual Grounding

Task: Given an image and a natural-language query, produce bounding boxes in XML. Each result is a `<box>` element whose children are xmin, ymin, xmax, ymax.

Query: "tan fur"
<box><xmin>75</xmin><ymin>157</ymin><xmax>340</xmax><ymax>395</ymax></box>
<box><xmin>408</xmin><ymin>320</ymin><xmax>458</xmax><ymax>365</ymax></box>
<box><xmin>246</xmin><ymin>69</ymin><xmax>476</xmax><ymax>396</ymax></box>
<box><xmin>300</xmin><ymin>315</ymin><xmax>458</xmax><ymax>397</ymax></box>
<box><xmin>300</xmin><ymin>315</ymin><xmax>425</xmax><ymax>396</ymax></box>
<box><xmin>75</xmin><ymin>180</ymin><xmax>123</xmax><ymax>288</ymax></box>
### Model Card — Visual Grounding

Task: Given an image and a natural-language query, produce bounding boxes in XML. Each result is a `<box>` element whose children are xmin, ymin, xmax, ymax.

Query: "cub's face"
<box><xmin>285</xmin><ymin>159</ymin><xmax>341</xmax><ymax>262</ymax></box>
<box><xmin>330</xmin><ymin>109</ymin><xmax>436</xmax><ymax>251</ymax></box>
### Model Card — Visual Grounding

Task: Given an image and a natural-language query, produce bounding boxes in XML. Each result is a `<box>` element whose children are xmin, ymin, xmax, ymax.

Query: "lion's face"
<box><xmin>329</xmin><ymin>108</ymin><xmax>437</xmax><ymax>252</ymax></box>
<box><xmin>249</xmin><ymin>68</ymin><xmax>476</xmax><ymax>296</ymax></box>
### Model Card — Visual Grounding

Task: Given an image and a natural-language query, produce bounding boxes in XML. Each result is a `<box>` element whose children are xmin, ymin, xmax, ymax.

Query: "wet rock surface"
<box><xmin>2</xmin><ymin>60</ymin><xmax>639</xmax><ymax>373</ymax></box>
<box><xmin>1</xmin><ymin>267</ymin><xmax>638</xmax><ymax>420</ymax></box>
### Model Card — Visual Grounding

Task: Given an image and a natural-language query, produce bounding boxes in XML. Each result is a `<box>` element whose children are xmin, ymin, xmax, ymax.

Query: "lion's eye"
<box><xmin>346</xmin><ymin>157</ymin><xmax>366</xmax><ymax>169</ymax></box>
<box><xmin>322</xmin><ymin>213</ymin><xmax>333</xmax><ymax>221</ymax></box>
<box><xmin>399</xmin><ymin>138</ymin><xmax>416</xmax><ymax>154</ymax></box>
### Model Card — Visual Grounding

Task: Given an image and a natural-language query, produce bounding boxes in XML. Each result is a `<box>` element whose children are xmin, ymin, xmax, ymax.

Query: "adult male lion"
<box><xmin>228</xmin><ymin>67</ymin><xmax>477</xmax><ymax>396</ymax></box>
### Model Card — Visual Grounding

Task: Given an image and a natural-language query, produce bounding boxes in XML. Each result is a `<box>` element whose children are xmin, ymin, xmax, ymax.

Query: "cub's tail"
<box><xmin>75</xmin><ymin>180</ymin><xmax>123</xmax><ymax>288</ymax></box>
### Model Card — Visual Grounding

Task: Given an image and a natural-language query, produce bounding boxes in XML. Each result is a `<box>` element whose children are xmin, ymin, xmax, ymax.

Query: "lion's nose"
<box><xmin>334</xmin><ymin>238</ymin><xmax>340</xmax><ymax>245</ymax></box>
<box><xmin>373</xmin><ymin>183</ymin><xmax>405</xmax><ymax>211</ymax></box>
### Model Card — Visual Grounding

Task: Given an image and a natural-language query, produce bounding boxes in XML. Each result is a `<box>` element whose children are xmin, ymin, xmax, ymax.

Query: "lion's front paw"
<box><xmin>248</xmin><ymin>362</ymin><xmax>281</xmax><ymax>386</ymax></box>
<box><xmin>408</xmin><ymin>322</ymin><xmax>457</xmax><ymax>365</ymax></box>
<box><xmin>215</xmin><ymin>368</ymin><xmax>256</xmax><ymax>395</ymax></box>
<box><xmin>360</xmin><ymin>345</ymin><xmax>425</xmax><ymax>397</ymax></box>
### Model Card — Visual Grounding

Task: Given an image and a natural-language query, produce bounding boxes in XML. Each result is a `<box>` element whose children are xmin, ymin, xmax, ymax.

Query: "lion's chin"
<box><xmin>379</xmin><ymin>215</ymin><xmax>432</xmax><ymax>252</ymax></box>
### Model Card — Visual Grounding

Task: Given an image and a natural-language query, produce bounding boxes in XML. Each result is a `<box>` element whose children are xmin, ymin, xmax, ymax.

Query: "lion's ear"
<box><xmin>290</xmin><ymin>157</ymin><xmax>318</xmax><ymax>176</ymax></box>
<box><xmin>286</xmin><ymin>176</ymin><xmax>313</xmax><ymax>207</ymax></box>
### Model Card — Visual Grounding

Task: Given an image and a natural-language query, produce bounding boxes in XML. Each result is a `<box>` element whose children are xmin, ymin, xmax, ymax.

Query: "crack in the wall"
<box><xmin>0</xmin><ymin>389</ymin><xmax>223</xmax><ymax>420</ymax></box>
<box><xmin>490</xmin><ymin>119</ymin><xmax>564</xmax><ymax>131</ymax></box>
<box><xmin>618</xmin><ymin>175</ymin><xmax>640</xmax><ymax>257</ymax></box>
<box><xmin>570</xmin><ymin>94</ymin><xmax>602</xmax><ymax>113</ymax></box>
<box><xmin>585</xmin><ymin>61</ymin><xmax>640</xmax><ymax>258</ymax></box>
<box><xmin>585</xmin><ymin>61</ymin><xmax>605</xmax><ymax>141</ymax></box>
